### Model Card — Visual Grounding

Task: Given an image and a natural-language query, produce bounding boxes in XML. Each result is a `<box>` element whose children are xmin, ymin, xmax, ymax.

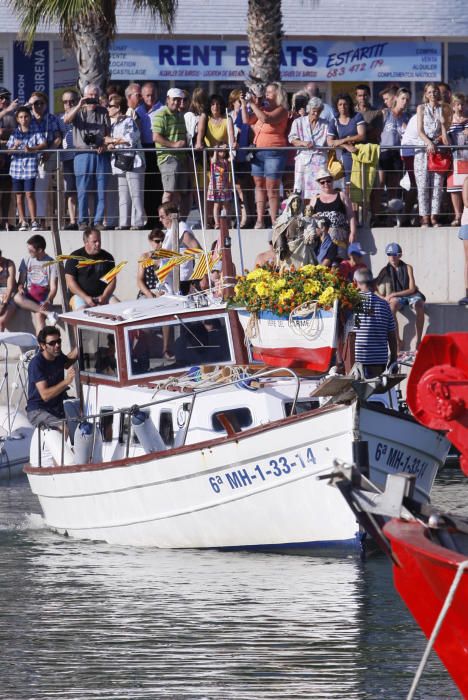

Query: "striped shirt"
<box><xmin>353</xmin><ymin>291</ymin><xmax>395</xmax><ymax>364</ymax></box>
<box><xmin>152</xmin><ymin>106</ymin><xmax>186</xmax><ymax>165</ymax></box>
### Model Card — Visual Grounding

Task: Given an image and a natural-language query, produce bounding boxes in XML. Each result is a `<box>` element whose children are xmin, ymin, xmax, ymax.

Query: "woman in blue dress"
<box><xmin>326</xmin><ymin>93</ymin><xmax>366</xmax><ymax>188</ymax></box>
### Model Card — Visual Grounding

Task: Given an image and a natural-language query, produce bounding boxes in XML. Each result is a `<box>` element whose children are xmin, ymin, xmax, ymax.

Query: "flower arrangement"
<box><xmin>232</xmin><ymin>264</ymin><xmax>361</xmax><ymax>317</ymax></box>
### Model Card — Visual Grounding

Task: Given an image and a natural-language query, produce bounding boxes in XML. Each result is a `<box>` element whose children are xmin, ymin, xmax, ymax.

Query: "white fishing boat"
<box><xmin>24</xmin><ymin>294</ymin><xmax>450</xmax><ymax>550</ymax></box>
<box><xmin>0</xmin><ymin>332</ymin><xmax>37</xmax><ymax>480</ymax></box>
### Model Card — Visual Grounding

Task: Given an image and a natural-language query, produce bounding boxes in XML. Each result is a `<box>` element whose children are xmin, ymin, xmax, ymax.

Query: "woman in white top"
<box><xmin>105</xmin><ymin>95</ymin><xmax>146</xmax><ymax>229</ymax></box>
<box><xmin>415</xmin><ymin>82</ymin><xmax>450</xmax><ymax>227</ymax></box>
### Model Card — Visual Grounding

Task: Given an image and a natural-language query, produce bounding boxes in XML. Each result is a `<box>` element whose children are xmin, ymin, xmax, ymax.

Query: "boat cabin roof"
<box><xmin>60</xmin><ymin>294</ymin><xmax>228</xmax><ymax>327</ymax></box>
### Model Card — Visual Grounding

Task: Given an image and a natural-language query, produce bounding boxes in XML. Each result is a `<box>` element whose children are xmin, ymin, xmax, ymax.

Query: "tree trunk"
<box><xmin>72</xmin><ymin>17</ymin><xmax>111</xmax><ymax>93</ymax></box>
<box><xmin>247</xmin><ymin>0</ymin><xmax>283</xmax><ymax>85</ymax></box>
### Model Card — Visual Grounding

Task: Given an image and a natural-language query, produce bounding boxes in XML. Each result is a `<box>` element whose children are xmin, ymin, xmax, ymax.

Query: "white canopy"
<box><xmin>0</xmin><ymin>332</ymin><xmax>38</xmax><ymax>349</ymax></box>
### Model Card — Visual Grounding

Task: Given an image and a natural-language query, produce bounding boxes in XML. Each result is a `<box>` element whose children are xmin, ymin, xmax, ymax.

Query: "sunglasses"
<box><xmin>0</xmin><ymin>95</ymin><xmax>9</xmax><ymax>100</ymax></box>
<box><xmin>108</xmin><ymin>104</ymin><xmax>119</xmax><ymax>108</ymax></box>
<box><xmin>151</xmin><ymin>239</ymin><xmax>164</xmax><ymax>243</ymax></box>
<box><xmin>387</xmin><ymin>253</ymin><xmax>402</xmax><ymax>257</ymax></box>
<box><xmin>45</xmin><ymin>338</ymin><xmax>62</xmax><ymax>346</ymax></box>
<box><xmin>319</xmin><ymin>178</ymin><xmax>333</xmax><ymax>184</ymax></box>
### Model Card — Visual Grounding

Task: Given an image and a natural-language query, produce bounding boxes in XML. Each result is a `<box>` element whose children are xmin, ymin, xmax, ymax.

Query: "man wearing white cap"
<box><xmin>152</xmin><ymin>88</ymin><xmax>189</xmax><ymax>214</ymax></box>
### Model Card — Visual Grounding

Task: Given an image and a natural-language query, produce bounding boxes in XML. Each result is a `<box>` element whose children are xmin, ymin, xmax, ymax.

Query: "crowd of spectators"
<box><xmin>0</xmin><ymin>79</ymin><xmax>467</xmax><ymax>232</ymax></box>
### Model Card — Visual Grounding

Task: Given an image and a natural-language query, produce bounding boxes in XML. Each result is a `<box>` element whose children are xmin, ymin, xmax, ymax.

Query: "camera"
<box><xmin>83</xmin><ymin>132</ymin><xmax>97</xmax><ymax>146</ymax></box>
<box><xmin>84</xmin><ymin>98</ymin><xmax>99</xmax><ymax>105</ymax></box>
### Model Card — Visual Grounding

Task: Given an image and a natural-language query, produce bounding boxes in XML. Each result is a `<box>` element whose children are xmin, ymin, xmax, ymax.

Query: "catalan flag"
<box><xmin>100</xmin><ymin>261</ymin><xmax>128</xmax><ymax>284</ymax></box>
<box><xmin>190</xmin><ymin>252</ymin><xmax>222</xmax><ymax>280</ymax></box>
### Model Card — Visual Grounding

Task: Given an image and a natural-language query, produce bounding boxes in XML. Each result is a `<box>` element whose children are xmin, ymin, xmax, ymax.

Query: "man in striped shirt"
<box><xmin>353</xmin><ymin>268</ymin><xmax>398</xmax><ymax>379</ymax></box>
<box><xmin>152</xmin><ymin>88</ymin><xmax>189</xmax><ymax>215</ymax></box>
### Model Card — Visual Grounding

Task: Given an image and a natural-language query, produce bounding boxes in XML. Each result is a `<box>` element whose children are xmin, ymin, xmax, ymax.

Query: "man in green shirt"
<box><xmin>152</xmin><ymin>88</ymin><xmax>189</xmax><ymax>214</ymax></box>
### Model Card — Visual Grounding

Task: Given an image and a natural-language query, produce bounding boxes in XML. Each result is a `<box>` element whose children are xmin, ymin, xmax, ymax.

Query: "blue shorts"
<box><xmin>251</xmin><ymin>150</ymin><xmax>286</xmax><ymax>180</ymax></box>
<box><xmin>397</xmin><ymin>293</ymin><xmax>425</xmax><ymax>307</ymax></box>
<box><xmin>458</xmin><ymin>224</ymin><xmax>468</xmax><ymax>241</ymax></box>
<box><xmin>12</xmin><ymin>177</ymin><xmax>36</xmax><ymax>193</ymax></box>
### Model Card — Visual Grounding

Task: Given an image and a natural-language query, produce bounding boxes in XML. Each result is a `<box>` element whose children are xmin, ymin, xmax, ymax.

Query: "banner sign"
<box><xmin>13</xmin><ymin>41</ymin><xmax>50</xmax><ymax>102</ymax></box>
<box><xmin>110</xmin><ymin>39</ymin><xmax>441</xmax><ymax>82</ymax></box>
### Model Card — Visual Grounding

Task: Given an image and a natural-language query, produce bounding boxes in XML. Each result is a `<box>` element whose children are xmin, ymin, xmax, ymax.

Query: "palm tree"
<box><xmin>10</xmin><ymin>0</ymin><xmax>177</xmax><ymax>92</ymax></box>
<box><xmin>247</xmin><ymin>0</ymin><xmax>282</xmax><ymax>85</ymax></box>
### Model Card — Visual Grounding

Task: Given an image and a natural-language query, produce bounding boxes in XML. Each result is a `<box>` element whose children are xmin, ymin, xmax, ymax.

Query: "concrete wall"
<box><xmin>0</xmin><ymin>225</ymin><xmax>465</xmax><ymax>305</ymax></box>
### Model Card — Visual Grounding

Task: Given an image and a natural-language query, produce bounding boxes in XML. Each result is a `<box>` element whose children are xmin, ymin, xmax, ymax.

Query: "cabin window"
<box><xmin>126</xmin><ymin>314</ymin><xmax>233</xmax><ymax>378</ymax></box>
<box><xmin>78</xmin><ymin>327</ymin><xmax>118</xmax><ymax>380</ymax></box>
<box><xmin>159</xmin><ymin>411</ymin><xmax>174</xmax><ymax>447</ymax></box>
<box><xmin>211</xmin><ymin>408</ymin><xmax>253</xmax><ymax>433</ymax></box>
<box><xmin>284</xmin><ymin>400</ymin><xmax>320</xmax><ymax>417</ymax></box>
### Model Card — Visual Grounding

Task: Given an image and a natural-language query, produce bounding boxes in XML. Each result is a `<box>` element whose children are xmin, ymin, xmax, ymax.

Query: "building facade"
<box><xmin>0</xmin><ymin>0</ymin><xmax>467</xmax><ymax>107</ymax></box>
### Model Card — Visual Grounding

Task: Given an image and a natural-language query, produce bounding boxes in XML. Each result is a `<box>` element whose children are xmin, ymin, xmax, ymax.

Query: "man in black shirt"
<box><xmin>65</xmin><ymin>227</ymin><xmax>116</xmax><ymax>310</ymax></box>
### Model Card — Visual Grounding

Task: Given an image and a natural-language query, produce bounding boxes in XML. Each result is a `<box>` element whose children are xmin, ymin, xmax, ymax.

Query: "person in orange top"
<box><xmin>241</xmin><ymin>82</ymin><xmax>289</xmax><ymax>228</ymax></box>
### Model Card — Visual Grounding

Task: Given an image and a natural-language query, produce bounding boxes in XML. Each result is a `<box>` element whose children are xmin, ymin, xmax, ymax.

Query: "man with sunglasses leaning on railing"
<box><xmin>26</xmin><ymin>325</ymin><xmax>78</xmax><ymax>429</ymax></box>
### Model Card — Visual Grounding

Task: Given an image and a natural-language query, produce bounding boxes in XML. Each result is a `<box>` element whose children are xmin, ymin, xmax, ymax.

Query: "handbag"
<box><xmin>114</xmin><ymin>152</ymin><xmax>135</xmax><ymax>172</ymax></box>
<box><xmin>427</xmin><ymin>149</ymin><xmax>452</xmax><ymax>174</ymax></box>
<box><xmin>327</xmin><ymin>149</ymin><xmax>345</xmax><ymax>180</ymax></box>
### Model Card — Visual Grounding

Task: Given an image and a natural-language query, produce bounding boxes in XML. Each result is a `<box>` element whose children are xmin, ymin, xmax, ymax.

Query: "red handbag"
<box><xmin>427</xmin><ymin>150</ymin><xmax>453</xmax><ymax>173</ymax></box>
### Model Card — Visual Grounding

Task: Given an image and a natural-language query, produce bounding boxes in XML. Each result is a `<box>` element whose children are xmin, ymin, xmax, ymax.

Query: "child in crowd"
<box><xmin>7</xmin><ymin>107</ymin><xmax>46</xmax><ymax>231</ymax></box>
<box><xmin>207</xmin><ymin>146</ymin><xmax>232</xmax><ymax>228</ymax></box>
<box><xmin>14</xmin><ymin>234</ymin><xmax>58</xmax><ymax>332</ymax></box>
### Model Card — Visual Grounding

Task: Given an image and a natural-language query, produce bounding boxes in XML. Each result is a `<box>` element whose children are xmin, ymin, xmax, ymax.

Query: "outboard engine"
<box><xmin>74</xmin><ymin>421</ymin><xmax>103</xmax><ymax>465</ymax></box>
<box><xmin>131</xmin><ymin>410</ymin><xmax>166</xmax><ymax>453</ymax></box>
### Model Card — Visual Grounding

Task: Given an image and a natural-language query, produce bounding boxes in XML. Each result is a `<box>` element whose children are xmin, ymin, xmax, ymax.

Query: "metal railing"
<box><xmin>35</xmin><ymin>365</ymin><xmax>301</xmax><ymax>468</ymax></box>
<box><xmin>1</xmin><ymin>143</ymin><xmax>466</xmax><ymax>231</ymax></box>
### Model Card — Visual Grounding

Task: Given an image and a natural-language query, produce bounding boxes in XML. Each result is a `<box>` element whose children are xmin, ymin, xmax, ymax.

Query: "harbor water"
<box><xmin>0</xmin><ymin>467</ymin><xmax>465</xmax><ymax>699</ymax></box>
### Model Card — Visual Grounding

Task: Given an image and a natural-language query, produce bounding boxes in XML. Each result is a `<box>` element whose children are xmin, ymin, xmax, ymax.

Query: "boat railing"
<box><xmin>35</xmin><ymin>366</ymin><xmax>301</xmax><ymax>467</ymax></box>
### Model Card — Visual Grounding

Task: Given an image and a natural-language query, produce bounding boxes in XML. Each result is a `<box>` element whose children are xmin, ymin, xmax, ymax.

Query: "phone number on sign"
<box><xmin>208</xmin><ymin>448</ymin><xmax>317</xmax><ymax>494</ymax></box>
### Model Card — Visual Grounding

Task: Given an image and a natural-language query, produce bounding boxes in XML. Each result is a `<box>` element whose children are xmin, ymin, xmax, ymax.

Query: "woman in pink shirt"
<box><xmin>241</xmin><ymin>82</ymin><xmax>289</xmax><ymax>227</ymax></box>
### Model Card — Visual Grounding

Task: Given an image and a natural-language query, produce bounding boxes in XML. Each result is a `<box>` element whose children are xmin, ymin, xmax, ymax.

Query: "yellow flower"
<box><xmin>272</xmin><ymin>278</ymin><xmax>287</xmax><ymax>290</ymax></box>
<box><xmin>247</xmin><ymin>268</ymin><xmax>271</xmax><ymax>281</ymax></box>
<box><xmin>279</xmin><ymin>289</ymin><xmax>294</xmax><ymax>304</ymax></box>
<box><xmin>318</xmin><ymin>286</ymin><xmax>337</xmax><ymax>306</ymax></box>
<box><xmin>304</xmin><ymin>281</ymin><xmax>321</xmax><ymax>296</ymax></box>
<box><xmin>255</xmin><ymin>282</ymin><xmax>270</xmax><ymax>296</ymax></box>
<box><xmin>300</xmin><ymin>264</ymin><xmax>316</xmax><ymax>276</ymax></box>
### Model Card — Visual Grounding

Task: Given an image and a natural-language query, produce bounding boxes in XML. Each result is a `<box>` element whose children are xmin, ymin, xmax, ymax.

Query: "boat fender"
<box><xmin>131</xmin><ymin>410</ymin><xmax>166</xmax><ymax>454</ymax></box>
<box><xmin>74</xmin><ymin>421</ymin><xmax>103</xmax><ymax>465</ymax></box>
<box><xmin>30</xmin><ymin>427</ymin><xmax>74</xmax><ymax>467</ymax></box>
<box><xmin>173</xmin><ymin>428</ymin><xmax>186</xmax><ymax>448</ymax></box>
<box><xmin>63</xmin><ymin>398</ymin><xmax>81</xmax><ymax>445</ymax></box>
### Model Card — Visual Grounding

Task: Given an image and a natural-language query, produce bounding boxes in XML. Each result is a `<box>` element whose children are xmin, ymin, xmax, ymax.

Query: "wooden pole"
<box><xmin>170</xmin><ymin>212</ymin><xmax>180</xmax><ymax>294</ymax></box>
<box><xmin>219</xmin><ymin>214</ymin><xmax>236</xmax><ymax>301</ymax></box>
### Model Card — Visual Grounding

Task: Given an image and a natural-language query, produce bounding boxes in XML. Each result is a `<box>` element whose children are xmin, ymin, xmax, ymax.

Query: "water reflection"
<box><xmin>0</xmin><ymin>473</ymin><xmax>463</xmax><ymax>699</ymax></box>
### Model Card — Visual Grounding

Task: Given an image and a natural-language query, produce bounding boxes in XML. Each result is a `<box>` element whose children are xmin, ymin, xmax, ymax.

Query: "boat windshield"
<box><xmin>78</xmin><ymin>327</ymin><xmax>119</xmax><ymax>380</ymax></box>
<box><xmin>126</xmin><ymin>314</ymin><xmax>233</xmax><ymax>378</ymax></box>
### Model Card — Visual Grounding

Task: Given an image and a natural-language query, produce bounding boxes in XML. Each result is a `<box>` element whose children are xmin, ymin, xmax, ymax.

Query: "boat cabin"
<box><xmin>61</xmin><ymin>295</ymin><xmax>249</xmax><ymax>387</ymax></box>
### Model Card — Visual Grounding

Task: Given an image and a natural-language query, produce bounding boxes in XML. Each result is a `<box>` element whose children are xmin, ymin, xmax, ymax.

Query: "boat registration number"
<box><xmin>374</xmin><ymin>441</ymin><xmax>429</xmax><ymax>478</ymax></box>
<box><xmin>208</xmin><ymin>447</ymin><xmax>316</xmax><ymax>494</ymax></box>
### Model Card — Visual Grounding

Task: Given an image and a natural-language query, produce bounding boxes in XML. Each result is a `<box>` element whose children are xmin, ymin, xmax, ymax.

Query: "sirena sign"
<box><xmin>110</xmin><ymin>39</ymin><xmax>441</xmax><ymax>82</ymax></box>
<box><xmin>13</xmin><ymin>41</ymin><xmax>50</xmax><ymax>102</ymax></box>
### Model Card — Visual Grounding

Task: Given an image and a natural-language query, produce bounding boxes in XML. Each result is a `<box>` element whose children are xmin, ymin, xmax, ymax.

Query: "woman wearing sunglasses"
<box><xmin>310</xmin><ymin>168</ymin><xmax>357</xmax><ymax>253</ymax></box>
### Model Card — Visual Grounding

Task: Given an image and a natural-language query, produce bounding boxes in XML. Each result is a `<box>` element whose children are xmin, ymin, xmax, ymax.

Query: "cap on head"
<box><xmin>167</xmin><ymin>88</ymin><xmax>185</xmax><ymax>99</ymax></box>
<box><xmin>385</xmin><ymin>242</ymin><xmax>402</xmax><ymax>256</ymax></box>
<box><xmin>348</xmin><ymin>242</ymin><xmax>366</xmax><ymax>256</ymax></box>
<box><xmin>0</xmin><ymin>87</ymin><xmax>11</xmax><ymax>98</ymax></box>
<box><xmin>315</xmin><ymin>168</ymin><xmax>332</xmax><ymax>182</ymax></box>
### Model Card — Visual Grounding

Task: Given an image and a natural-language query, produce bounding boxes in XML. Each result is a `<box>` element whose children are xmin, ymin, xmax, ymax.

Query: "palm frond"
<box><xmin>132</xmin><ymin>0</ymin><xmax>178</xmax><ymax>32</ymax></box>
<box><xmin>9</xmin><ymin>0</ymin><xmax>117</xmax><ymax>52</ymax></box>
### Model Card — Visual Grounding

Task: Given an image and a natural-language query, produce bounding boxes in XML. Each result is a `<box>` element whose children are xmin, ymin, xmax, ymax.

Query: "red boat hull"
<box><xmin>251</xmin><ymin>345</ymin><xmax>334</xmax><ymax>370</ymax></box>
<box><xmin>384</xmin><ymin>519</ymin><xmax>468</xmax><ymax>697</ymax></box>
